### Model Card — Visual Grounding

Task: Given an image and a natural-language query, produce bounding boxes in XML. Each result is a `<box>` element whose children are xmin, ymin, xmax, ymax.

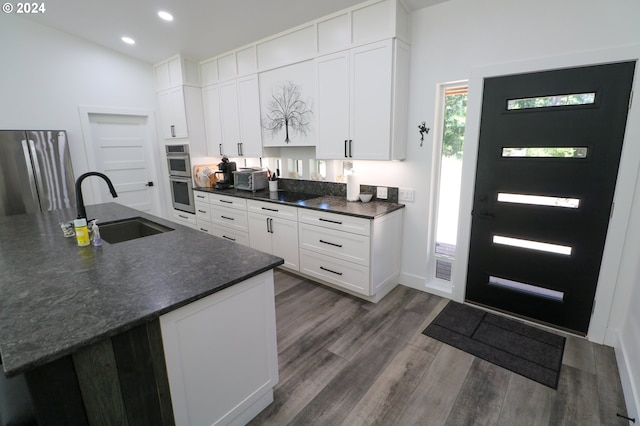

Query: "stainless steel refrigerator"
<box><xmin>0</xmin><ymin>130</ymin><xmax>76</xmax><ymax>217</ymax></box>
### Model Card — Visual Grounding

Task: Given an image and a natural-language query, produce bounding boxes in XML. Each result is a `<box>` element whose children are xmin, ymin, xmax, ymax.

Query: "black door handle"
<box><xmin>145</xmin><ymin>182</ymin><xmax>154</xmax><ymax>187</ymax></box>
<box><xmin>474</xmin><ymin>210</ymin><xmax>494</xmax><ymax>219</ymax></box>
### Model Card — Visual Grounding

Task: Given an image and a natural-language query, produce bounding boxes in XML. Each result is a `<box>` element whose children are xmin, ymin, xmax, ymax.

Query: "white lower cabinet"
<box><xmin>171</xmin><ymin>210</ymin><xmax>198</xmax><ymax>229</ymax></box>
<box><xmin>248</xmin><ymin>200</ymin><xmax>299</xmax><ymax>271</ymax></box>
<box><xmin>298</xmin><ymin>208</ymin><xmax>403</xmax><ymax>301</ymax></box>
<box><xmin>208</xmin><ymin>193</ymin><xmax>249</xmax><ymax>246</ymax></box>
<box><xmin>160</xmin><ymin>270</ymin><xmax>278</xmax><ymax>426</ymax></box>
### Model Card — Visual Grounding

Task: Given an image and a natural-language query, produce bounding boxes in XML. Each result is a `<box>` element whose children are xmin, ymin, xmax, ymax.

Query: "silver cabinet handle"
<box><xmin>170</xmin><ymin>125</ymin><xmax>176</xmax><ymax>137</ymax></box>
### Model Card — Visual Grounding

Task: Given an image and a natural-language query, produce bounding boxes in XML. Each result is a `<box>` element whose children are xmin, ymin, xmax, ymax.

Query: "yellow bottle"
<box><xmin>74</xmin><ymin>218</ymin><xmax>90</xmax><ymax>247</ymax></box>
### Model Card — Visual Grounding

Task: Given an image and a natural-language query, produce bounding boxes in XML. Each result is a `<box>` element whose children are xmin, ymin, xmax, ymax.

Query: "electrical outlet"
<box><xmin>376</xmin><ymin>186</ymin><xmax>388</xmax><ymax>200</ymax></box>
<box><xmin>399</xmin><ymin>188</ymin><xmax>415</xmax><ymax>202</ymax></box>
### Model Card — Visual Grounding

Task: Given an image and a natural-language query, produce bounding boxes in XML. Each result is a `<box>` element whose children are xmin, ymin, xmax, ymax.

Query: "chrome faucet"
<box><xmin>75</xmin><ymin>172</ymin><xmax>118</xmax><ymax>219</ymax></box>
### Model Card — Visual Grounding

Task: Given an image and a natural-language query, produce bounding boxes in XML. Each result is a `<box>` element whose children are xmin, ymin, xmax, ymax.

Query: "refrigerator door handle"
<box><xmin>21</xmin><ymin>140</ymin><xmax>41</xmax><ymax>208</ymax></box>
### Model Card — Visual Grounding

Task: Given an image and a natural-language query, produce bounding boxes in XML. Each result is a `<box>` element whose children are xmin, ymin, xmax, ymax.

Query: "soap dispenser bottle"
<box><xmin>92</xmin><ymin>220</ymin><xmax>102</xmax><ymax>247</ymax></box>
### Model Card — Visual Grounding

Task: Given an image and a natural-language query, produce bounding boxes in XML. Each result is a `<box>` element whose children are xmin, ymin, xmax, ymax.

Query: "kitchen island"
<box><xmin>0</xmin><ymin>203</ymin><xmax>283</xmax><ymax>425</ymax></box>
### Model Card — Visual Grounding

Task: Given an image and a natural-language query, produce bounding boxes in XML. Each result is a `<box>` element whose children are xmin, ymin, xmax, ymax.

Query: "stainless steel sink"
<box><xmin>99</xmin><ymin>217</ymin><xmax>173</xmax><ymax>244</ymax></box>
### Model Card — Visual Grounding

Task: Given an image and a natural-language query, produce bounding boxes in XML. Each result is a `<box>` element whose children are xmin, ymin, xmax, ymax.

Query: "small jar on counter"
<box><xmin>74</xmin><ymin>218</ymin><xmax>90</xmax><ymax>247</ymax></box>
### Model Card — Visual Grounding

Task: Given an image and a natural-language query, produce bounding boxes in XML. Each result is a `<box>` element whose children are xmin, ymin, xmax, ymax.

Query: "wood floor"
<box><xmin>249</xmin><ymin>270</ymin><xmax>629</xmax><ymax>426</ymax></box>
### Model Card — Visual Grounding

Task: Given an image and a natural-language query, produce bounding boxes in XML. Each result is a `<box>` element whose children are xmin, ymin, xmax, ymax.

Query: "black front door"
<box><xmin>466</xmin><ymin>61</ymin><xmax>635</xmax><ymax>334</ymax></box>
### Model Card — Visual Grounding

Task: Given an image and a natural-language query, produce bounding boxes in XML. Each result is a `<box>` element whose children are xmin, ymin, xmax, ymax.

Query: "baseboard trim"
<box><xmin>398</xmin><ymin>272</ymin><xmax>454</xmax><ymax>299</ymax></box>
<box><xmin>612</xmin><ymin>330</ymin><xmax>639</xmax><ymax>424</ymax></box>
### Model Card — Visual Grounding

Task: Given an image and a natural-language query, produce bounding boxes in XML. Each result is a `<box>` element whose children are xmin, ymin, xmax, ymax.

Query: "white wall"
<box><xmin>0</xmin><ymin>15</ymin><xmax>156</xmax><ymax>204</ymax></box>
<box><xmin>349</xmin><ymin>0</ymin><xmax>640</xmax><ymax>418</ymax></box>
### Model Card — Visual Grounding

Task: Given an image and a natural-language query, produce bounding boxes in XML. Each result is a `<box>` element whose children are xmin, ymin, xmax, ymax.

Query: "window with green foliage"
<box><xmin>507</xmin><ymin>92</ymin><xmax>596</xmax><ymax>110</ymax></box>
<box><xmin>442</xmin><ymin>88</ymin><xmax>468</xmax><ymax>159</ymax></box>
<box><xmin>433</xmin><ymin>84</ymin><xmax>468</xmax><ymax>281</ymax></box>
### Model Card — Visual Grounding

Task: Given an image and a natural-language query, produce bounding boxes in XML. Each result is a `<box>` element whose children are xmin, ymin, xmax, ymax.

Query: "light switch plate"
<box><xmin>399</xmin><ymin>188</ymin><xmax>415</xmax><ymax>202</ymax></box>
<box><xmin>376</xmin><ymin>186</ymin><xmax>388</xmax><ymax>200</ymax></box>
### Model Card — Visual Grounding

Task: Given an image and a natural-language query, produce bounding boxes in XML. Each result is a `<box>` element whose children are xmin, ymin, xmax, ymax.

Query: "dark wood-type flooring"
<box><xmin>249</xmin><ymin>270</ymin><xmax>629</xmax><ymax>426</ymax></box>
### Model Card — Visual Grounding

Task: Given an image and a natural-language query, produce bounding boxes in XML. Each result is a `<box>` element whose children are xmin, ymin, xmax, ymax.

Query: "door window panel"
<box><xmin>507</xmin><ymin>92</ymin><xmax>596</xmax><ymax>110</ymax></box>
<box><xmin>502</xmin><ymin>147</ymin><xmax>588</xmax><ymax>158</ymax></box>
<box><xmin>493</xmin><ymin>235</ymin><xmax>572</xmax><ymax>255</ymax></box>
<box><xmin>488</xmin><ymin>276</ymin><xmax>564</xmax><ymax>302</ymax></box>
<box><xmin>497</xmin><ymin>193</ymin><xmax>580</xmax><ymax>208</ymax></box>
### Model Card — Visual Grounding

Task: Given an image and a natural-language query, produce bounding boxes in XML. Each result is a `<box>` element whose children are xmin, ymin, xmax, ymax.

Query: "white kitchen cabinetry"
<box><xmin>210</xmin><ymin>193</ymin><xmax>250</xmax><ymax>246</ymax></box>
<box><xmin>217</xmin><ymin>75</ymin><xmax>263</xmax><ymax>158</ymax></box>
<box><xmin>157</xmin><ymin>85</ymin><xmax>207</xmax><ymax>155</ymax></box>
<box><xmin>194</xmin><ymin>192</ymin><xmax>213</xmax><ymax>234</ymax></box>
<box><xmin>158</xmin><ymin>87</ymin><xmax>188</xmax><ymax>139</ymax></box>
<box><xmin>248</xmin><ymin>200</ymin><xmax>299</xmax><ymax>271</ymax></box>
<box><xmin>315</xmin><ymin>39</ymin><xmax>409</xmax><ymax>160</ymax></box>
<box><xmin>160</xmin><ymin>270</ymin><xmax>279</xmax><ymax>426</ymax></box>
<box><xmin>298</xmin><ymin>208</ymin><xmax>403</xmax><ymax>301</ymax></box>
<box><xmin>154</xmin><ymin>55</ymin><xmax>200</xmax><ymax>91</ymax></box>
<box><xmin>202</xmin><ymin>84</ymin><xmax>224</xmax><ymax>156</ymax></box>
<box><xmin>170</xmin><ymin>209</ymin><xmax>197</xmax><ymax>230</ymax></box>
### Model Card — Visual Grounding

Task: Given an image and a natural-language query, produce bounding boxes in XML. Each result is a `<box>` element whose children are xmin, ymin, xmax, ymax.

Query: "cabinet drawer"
<box><xmin>210</xmin><ymin>193</ymin><xmax>247</xmax><ymax>210</ymax></box>
<box><xmin>299</xmin><ymin>223</ymin><xmax>370</xmax><ymax>266</ymax></box>
<box><xmin>298</xmin><ymin>209</ymin><xmax>370</xmax><ymax>236</ymax></box>
<box><xmin>171</xmin><ymin>210</ymin><xmax>197</xmax><ymax>229</ymax></box>
<box><xmin>211</xmin><ymin>225</ymin><xmax>250</xmax><ymax>246</ymax></box>
<box><xmin>193</xmin><ymin>191</ymin><xmax>210</xmax><ymax>203</ymax></box>
<box><xmin>211</xmin><ymin>205</ymin><xmax>248</xmax><ymax>231</ymax></box>
<box><xmin>247</xmin><ymin>200</ymin><xmax>297</xmax><ymax>221</ymax></box>
<box><xmin>196</xmin><ymin>219</ymin><xmax>213</xmax><ymax>234</ymax></box>
<box><xmin>195</xmin><ymin>200</ymin><xmax>211</xmax><ymax>221</ymax></box>
<box><xmin>300</xmin><ymin>249</ymin><xmax>370</xmax><ymax>296</ymax></box>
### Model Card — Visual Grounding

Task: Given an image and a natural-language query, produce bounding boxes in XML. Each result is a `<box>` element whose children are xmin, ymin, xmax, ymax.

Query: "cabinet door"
<box><xmin>248</xmin><ymin>212</ymin><xmax>273</xmax><ymax>254</ymax></box>
<box><xmin>350</xmin><ymin>40</ymin><xmax>393</xmax><ymax>160</ymax></box>
<box><xmin>158</xmin><ymin>87</ymin><xmax>188</xmax><ymax>139</ymax></box>
<box><xmin>219</xmin><ymin>80</ymin><xmax>241</xmax><ymax>156</ymax></box>
<box><xmin>237</xmin><ymin>75</ymin><xmax>263</xmax><ymax>158</ymax></box>
<box><xmin>160</xmin><ymin>271</ymin><xmax>278</xmax><ymax>426</ymax></box>
<box><xmin>202</xmin><ymin>85</ymin><xmax>224</xmax><ymax>156</ymax></box>
<box><xmin>315</xmin><ymin>51</ymin><xmax>350</xmax><ymax>159</ymax></box>
<box><xmin>271</xmin><ymin>217</ymin><xmax>299</xmax><ymax>271</ymax></box>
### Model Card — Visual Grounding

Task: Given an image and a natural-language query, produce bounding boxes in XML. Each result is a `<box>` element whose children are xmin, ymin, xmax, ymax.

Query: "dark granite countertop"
<box><xmin>0</xmin><ymin>203</ymin><xmax>283</xmax><ymax>377</ymax></box>
<box><xmin>194</xmin><ymin>188</ymin><xmax>405</xmax><ymax>219</ymax></box>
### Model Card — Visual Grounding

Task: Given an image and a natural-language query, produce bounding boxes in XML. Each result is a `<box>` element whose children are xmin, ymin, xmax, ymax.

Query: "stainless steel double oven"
<box><xmin>166</xmin><ymin>144</ymin><xmax>195</xmax><ymax>214</ymax></box>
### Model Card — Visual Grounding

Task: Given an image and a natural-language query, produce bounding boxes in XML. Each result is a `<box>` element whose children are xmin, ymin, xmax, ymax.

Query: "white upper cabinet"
<box><xmin>202</xmin><ymin>84</ymin><xmax>224</xmax><ymax>156</ymax></box>
<box><xmin>154</xmin><ymin>55</ymin><xmax>200</xmax><ymax>91</ymax></box>
<box><xmin>315</xmin><ymin>51</ymin><xmax>350</xmax><ymax>158</ymax></box>
<box><xmin>214</xmin><ymin>75</ymin><xmax>263</xmax><ymax>158</ymax></box>
<box><xmin>316</xmin><ymin>39</ymin><xmax>409</xmax><ymax>160</ymax></box>
<box><xmin>157</xmin><ymin>85</ymin><xmax>207</xmax><ymax>154</ymax></box>
<box><xmin>158</xmin><ymin>87</ymin><xmax>189</xmax><ymax>139</ymax></box>
<box><xmin>236</xmin><ymin>75</ymin><xmax>263</xmax><ymax>157</ymax></box>
<box><xmin>198</xmin><ymin>0</ymin><xmax>410</xmax><ymax>83</ymax></box>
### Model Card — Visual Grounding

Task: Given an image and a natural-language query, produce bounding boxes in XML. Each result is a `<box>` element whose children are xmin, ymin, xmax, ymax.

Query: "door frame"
<box><xmin>78</xmin><ymin>106</ymin><xmax>164</xmax><ymax>217</ymax></box>
<box><xmin>452</xmin><ymin>45</ymin><xmax>640</xmax><ymax>344</ymax></box>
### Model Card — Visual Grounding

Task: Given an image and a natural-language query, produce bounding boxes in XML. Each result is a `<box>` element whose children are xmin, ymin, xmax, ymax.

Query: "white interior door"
<box><xmin>88</xmin><ymin>113</ymin><xmax>161</xmax><ymax>215</ymax></box>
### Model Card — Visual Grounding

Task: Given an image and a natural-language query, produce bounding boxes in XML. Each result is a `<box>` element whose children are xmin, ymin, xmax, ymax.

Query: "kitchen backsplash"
<box><xmin>277</xmin><ymin>178</ymin><xmax>399</xmax><ymax>203</ymax></box>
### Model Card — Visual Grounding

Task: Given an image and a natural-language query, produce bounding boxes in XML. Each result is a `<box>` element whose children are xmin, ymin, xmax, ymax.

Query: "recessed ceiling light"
<box><xmin>121</xmin><ymin>36</ymin><xmax>135</xmax><ymax>45</ymax></box>
<box><xmin>158</xmin><ymin>11</ymin><xmax>173</xmax><ymax>21</ymax></box>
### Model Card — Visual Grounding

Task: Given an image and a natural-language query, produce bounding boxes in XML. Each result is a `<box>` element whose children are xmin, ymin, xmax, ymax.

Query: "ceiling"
<box><xmin>22</xmin><ymin>0</ymin><xmax>447</xmax><ymax>64</ymax></box>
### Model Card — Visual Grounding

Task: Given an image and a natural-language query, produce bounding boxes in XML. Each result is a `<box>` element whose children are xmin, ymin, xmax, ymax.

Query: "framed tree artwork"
<box><xmin>259</xmin><ymin>60</ymin><xmax>317</xmax><ymax>147</ymax></box>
